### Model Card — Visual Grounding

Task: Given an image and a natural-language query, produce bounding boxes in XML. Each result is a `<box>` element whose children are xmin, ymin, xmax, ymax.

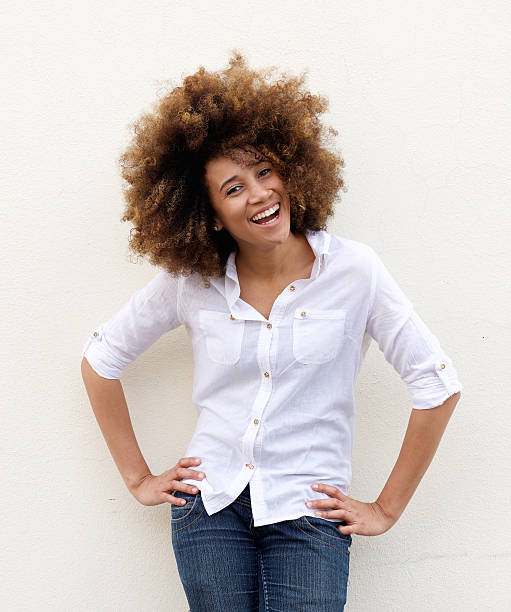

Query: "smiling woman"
<box><xmin>204</xmin><ymin>148</ymin><xmax>293</xmax><ymax>255</ymax></box>
<box><xmin>118</xmin><ymin>49</ymin><xmax>346</xmax><ymax>284</ymax></box>
<box><xmin>82</xmin><ymin>49</ymin><xmax>462</xmax><ymax>612</ymax></box>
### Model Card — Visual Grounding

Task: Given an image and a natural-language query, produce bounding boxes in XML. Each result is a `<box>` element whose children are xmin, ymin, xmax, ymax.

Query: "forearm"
<box><xmin>375</xmin><ymin>391</ymin><xmax>461</xmax><ymax>522</ymax></box>
<box><xmin>81</xmin><ymin>357</ymin><xmax>152</xmax><ymax>491</ymax></box>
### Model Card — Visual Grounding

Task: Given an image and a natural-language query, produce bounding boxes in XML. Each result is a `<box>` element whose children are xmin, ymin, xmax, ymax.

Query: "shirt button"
<box><xmin>440</xmin><ymin>363</ymin><xmax>446</xmax><ymax>369</ymax></box>
<box><xmin>230</xmin><ymin>314</ymin><xmax>236</xmax><ymax>320</ymax></box>
<box><xmin>253</xmin><ymin>419</ymin><xmax>259</xmax><ymax>425</ymax></box>
<box><xmin>266</xmin><ymin>323</ymin><xmax>272</xmax><ymax>329</ymax></box>
<box><xmin>289</xmin><ymin>285</ymin><xmax>295</xmax><ymax>291</ymax></box>
<box><xmin>301</xmin><ymin>311</ymin><xmax>306</xmax><ymax>317</ymax></box>
<box><xmin>264</xmin><ymin>372</ymin><xmax>270</xmax><ymax>378</ymax></box>
<box><xmin>93</xmin><ymin>331</ymin><xmax>99</xmax><ymax>337</ymax></box>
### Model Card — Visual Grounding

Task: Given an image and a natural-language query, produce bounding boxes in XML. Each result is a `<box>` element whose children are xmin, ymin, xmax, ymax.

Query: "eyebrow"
<box><xmin>219</xmin><ymin>160</ymin><xmax>266</xmax><ymax>193</ymax></box>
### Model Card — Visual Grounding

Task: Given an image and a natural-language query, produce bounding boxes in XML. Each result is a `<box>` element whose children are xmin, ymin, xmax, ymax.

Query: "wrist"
<box><xmin>125</xmin><ymin>471</ymin><xmax>152</xmax><ymax>492</ymax></box>
<box><xmin>374</xmin><ymin>495</ymin><xmax>404</xmax><ymax>523</ymax></box>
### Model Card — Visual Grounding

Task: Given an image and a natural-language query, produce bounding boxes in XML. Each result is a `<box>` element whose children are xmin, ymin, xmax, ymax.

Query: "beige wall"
<box><xmin>3</xmin><ymin>0</ymin><xmax>509</xmax><ymax>609</ymax></box>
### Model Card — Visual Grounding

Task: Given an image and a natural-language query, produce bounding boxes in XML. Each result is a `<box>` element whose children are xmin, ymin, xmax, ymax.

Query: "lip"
<box><xmin>249</xmin><ymin>202</ymin><xmax>280</xmax><ymax>221</ymax></box>
<box><xmin>250</xmin><ymin>204</ymin><xmax>281</xmax><ymax>228</ymax></box>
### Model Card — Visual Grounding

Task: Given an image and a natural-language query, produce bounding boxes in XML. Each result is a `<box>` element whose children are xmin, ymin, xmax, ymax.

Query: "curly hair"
<box><xmin>119</xmin><ymin>49</ymin><xmax>347</xmax><ymax>281</ymax></box>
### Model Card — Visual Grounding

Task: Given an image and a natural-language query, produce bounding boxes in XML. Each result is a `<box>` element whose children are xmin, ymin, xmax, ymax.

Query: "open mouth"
<box><xmin>250</xmin><ymin>202</ymin><xmax>281</xmax><ymax>226</ymax></box>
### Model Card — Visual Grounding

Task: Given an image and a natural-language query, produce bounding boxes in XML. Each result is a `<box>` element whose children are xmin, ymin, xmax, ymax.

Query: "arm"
<box><xmin>80</xmin><ymin>268</ymin><xmax>183</xmax><ymax>487</ymax></box>
<box><xmin>375</xmin><ymin>390</ymin><xmax>461</xmax><ymax>522</ymax></box>
<box><xmin>308</xmin><ymin>391</ymin><xmax>462</xmax><ymax>535</ymax></box>
<box><xmin>81</xmin><ymin>356</ymin><xmax>151</xmax><ymax>492</ymax></box>
<box><xmin>81</xmin><ymin>356</ymin><xmax>205</xmax><ymax>506</ymax></box>
<box><xmin>306</xmin><ymin>247</ymin><xmax>463</xmax><ymax>535</ymax></box>
<box><xmin>80</xmin><ymin>270</ymin><xmax>190</xmax><ymax>506</ymax></box>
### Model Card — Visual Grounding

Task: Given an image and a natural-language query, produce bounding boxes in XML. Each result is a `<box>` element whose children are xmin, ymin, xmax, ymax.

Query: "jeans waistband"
<box><xmin>236</xmin><ymin>483</ymin><xmax>251</xmax><ymax>503</ymax></box>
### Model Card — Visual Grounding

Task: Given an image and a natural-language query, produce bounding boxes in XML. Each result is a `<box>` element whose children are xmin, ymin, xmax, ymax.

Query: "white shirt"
<box><xmin>82</xmin><ymin>229</ymin><xmax>462</xmax><ymax>527</ymax></box>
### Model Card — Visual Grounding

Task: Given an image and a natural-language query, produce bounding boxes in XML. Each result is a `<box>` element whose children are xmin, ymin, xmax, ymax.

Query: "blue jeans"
<box><xmin>171</xmin><ymin>483</ymin><xmax>352</xmax><ymax>611</ymax></box>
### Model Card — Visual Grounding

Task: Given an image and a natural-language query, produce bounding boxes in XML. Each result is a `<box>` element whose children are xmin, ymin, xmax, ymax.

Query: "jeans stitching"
<box><xmin>257</xmin><ymin>549</ymin><xmax>270</xmax><ymax>611</ymax></box>
<box><xmin>303</xmin><ymin>516</ymin><xmax>352</xmax><ymax>544</ymax></box>
<box><xmin>170</xmin><ymin>492</ymin><xmax>199</xmax><ymax>522</ymax></box>
<box><xmin>293</xmin><ymin>519</ymin><xmax>350</xmax><ymax>561</ymax></box>
<box><xmin>171</xmin><ymin>507</ymin><xmax>206</xmax><ymax>533</ymax></box>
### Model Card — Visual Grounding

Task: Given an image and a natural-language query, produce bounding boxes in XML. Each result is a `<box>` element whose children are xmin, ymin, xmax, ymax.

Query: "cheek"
<box><xmin>220</xmin><ymin>205</ymin><xmax>248</xmax><ymax>225</ymax></box>
<box><xmin>274</xmin><ymin>178</ymin><xmax>289</xmax><ymax>198</ymax></box>
<box><xmin>209</xmin><ymin>200</ymin><xmax>231</xmax><ymax>223</ymax></box>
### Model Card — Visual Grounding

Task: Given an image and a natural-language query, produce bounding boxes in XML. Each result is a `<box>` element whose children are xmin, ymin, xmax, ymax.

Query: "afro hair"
<box><xmin>119</xmin><ymin>49</ymin><xmax>347</xmax><ymax>281</ymax></box>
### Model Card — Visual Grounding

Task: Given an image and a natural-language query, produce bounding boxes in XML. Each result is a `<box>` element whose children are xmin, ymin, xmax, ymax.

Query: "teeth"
<box><xmin>250</xmin><ymin>202</ymin><xmax>280</xmax><ymax>222</ymax></box>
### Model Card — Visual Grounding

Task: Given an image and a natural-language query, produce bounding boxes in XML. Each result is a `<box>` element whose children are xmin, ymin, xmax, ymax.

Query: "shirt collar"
<box><xmin>220</xmin><ymin>229</ymin><xmax>331</xmax><ymax>310</ymax></box>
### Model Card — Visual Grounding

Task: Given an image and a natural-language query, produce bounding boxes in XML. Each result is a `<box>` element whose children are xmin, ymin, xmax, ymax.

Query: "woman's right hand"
<box><xmin>129</xmin><ymin>457</ymin><xmax>206</xmax><ymax>506</ymax></box>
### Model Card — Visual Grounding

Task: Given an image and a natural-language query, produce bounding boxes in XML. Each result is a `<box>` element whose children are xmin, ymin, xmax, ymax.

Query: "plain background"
<box><xmin>2</xmin><ymin>1</ymin><xmax>510</xmax><ymax>610</ymax></box>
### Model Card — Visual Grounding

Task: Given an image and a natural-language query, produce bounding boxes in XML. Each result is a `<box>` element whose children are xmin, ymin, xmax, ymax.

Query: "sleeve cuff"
<box><xmin>405</xmin><ymin>359</ymin><xmax>462</xmax><ymax>410</ymax></box>
<box><xmin>81</xmin><ymin>326</ymin><xmax>123</xmax><ymax>380</ymax></box>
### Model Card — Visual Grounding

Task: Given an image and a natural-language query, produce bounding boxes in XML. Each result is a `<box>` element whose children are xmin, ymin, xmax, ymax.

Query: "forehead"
<box><xmin>205</xmin><ymin>147</ymin><xmax>266</xmax><ymax>180</ymax></box>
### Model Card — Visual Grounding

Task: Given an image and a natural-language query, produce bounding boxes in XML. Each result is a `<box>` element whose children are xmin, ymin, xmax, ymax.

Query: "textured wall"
<box><xmin>3</xmin><ymin>0</ymin><xmax>510</xmax><ymax>610</ymax></box>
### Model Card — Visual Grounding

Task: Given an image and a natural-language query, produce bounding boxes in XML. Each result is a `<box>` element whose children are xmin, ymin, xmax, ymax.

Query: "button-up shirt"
<box><xmin>82</xmin><ymin>229</ymin><xmax>462</xmax><ymax>527</ymax></box>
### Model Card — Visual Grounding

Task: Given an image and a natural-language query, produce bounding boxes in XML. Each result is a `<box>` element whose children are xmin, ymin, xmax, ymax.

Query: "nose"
<box><xmin>246</xmin><ymin>177</ymin><xmax>272</xmax><ymax>204</ymax></box>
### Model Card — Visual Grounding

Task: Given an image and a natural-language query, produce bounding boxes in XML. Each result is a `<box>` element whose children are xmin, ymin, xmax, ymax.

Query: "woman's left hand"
<box><xmin>306</xmin><ymin>483</ymin><xmax>396</xmax><ymax>536</ymax></box>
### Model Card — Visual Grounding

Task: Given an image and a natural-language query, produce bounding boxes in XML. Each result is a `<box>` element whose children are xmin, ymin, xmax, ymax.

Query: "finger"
<box><xmin>177</xmin><ymin>466</ymin><xmax>206</xmax><ymax>480</ymax></box>
<box><xmin>314</xmin><ymin>509</ymin><xmax>346</xmax><ymax>520</ymax></box>
<box><xmin>309</xmin><ymin>498</ymin><xmax>343</xmax><ymax>509</ymax></box>
<box><xmin>312</xmin><ymin>501</ymin><xmax>345</xmax><ymax>515</ymax></box>
<box><xmin>338</xmin><ymin>523</ymin><xmax>355</xmax><ymax>536</ymax></box>
<box><xmin>179</xmin><ymin>457</ymin><xmax>202</xmax><ymax>466</ymax></box>
<box><xmin>311</xmin><ymin>483</ymin><xmax>349</xmax><ymax>500</ymax></box>
<box><xmin>168</xmin><ymin>482</ymin><xmax>200</xmax><ymax>495</ymax></box>
<box><xmin>162</xmin><ymin>458</ymin><xmax>200</xmax><ymax>478</ymax></box>
<box><xmin>162</xmin><ymin>492</ymin><xmax>188</xmax><ymax>505</ymax></box>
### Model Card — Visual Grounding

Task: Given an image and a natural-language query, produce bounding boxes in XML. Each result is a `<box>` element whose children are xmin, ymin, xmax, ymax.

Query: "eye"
<box><xmin>226</xmin><ymin>167</ymin><xmax>272</xmax><ymax>196</ymax></box>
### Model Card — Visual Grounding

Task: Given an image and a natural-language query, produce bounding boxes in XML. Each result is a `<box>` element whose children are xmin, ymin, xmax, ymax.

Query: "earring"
<box><xmin>213</xmin><ymin>225</ymin><xmax>220</xmax><ymax>231</ymax></box>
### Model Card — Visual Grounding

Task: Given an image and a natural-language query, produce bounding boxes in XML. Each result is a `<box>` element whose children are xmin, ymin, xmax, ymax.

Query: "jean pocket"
<box><xmin>170</xmin><ymin>490</ymin><xmax>204</xmax><ymax>533</ymax></box>
<box><xmin>292</xmin><ymin>308</ymin><xmax>347</xmax><ymax>364</ymax></box>
<box><xmin>294</xmin><ymin>515</ymin><xmax>352</xmax><ymax>560</ymax></box>
<box><xmin>198</xmin><ymin>309</ymin><xmax>245</xmax><ymax>365</ymax></box>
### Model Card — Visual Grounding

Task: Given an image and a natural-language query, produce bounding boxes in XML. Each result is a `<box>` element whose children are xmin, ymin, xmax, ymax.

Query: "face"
<box><xmin>204</xmin><ymin>148</ymin><xmax>291</xmax><ymax>250</ymax></box>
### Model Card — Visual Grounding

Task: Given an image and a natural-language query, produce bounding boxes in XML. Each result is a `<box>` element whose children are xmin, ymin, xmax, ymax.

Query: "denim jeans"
<box><xmin>171</xmin><ymin>483</ymin><xmax>352</xmax><ymax>611</ymax></box>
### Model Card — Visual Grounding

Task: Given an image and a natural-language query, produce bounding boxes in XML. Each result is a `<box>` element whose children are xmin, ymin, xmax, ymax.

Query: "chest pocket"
<box><xmin>292</xmin><ymin>307</ymin><xmax>347</xmax><ymax>364</ymax></box>
<box><xmin>198</xmin><ymin>309</ymin><xmax>245</xmax><ymax>365</ymax></box>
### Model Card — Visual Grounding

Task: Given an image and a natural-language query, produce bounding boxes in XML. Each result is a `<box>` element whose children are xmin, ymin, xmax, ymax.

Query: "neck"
<box><xmin>235</xmin><ymin>231</ymin><xmax>311</xmax><ymax>282</ymax></box>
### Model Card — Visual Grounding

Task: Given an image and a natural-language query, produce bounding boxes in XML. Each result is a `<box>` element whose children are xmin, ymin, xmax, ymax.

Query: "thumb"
<box><xmin>338</xmin><ymin>523</ymin><xmax>354</xmax><ymax>536</ymax></box>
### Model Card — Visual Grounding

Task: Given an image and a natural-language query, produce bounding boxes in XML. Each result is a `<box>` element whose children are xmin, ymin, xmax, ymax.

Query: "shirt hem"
<box><xmin>252</xmin><ymin>509</ymin><xmax>347</xmax><ymax>528</ymax></box>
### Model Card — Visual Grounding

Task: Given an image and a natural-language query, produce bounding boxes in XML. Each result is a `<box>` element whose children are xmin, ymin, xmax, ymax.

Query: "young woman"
<box><xmin>81</xmin><ymin>51</ymin><xmax>462</xmax><ymax>611</ymax></box>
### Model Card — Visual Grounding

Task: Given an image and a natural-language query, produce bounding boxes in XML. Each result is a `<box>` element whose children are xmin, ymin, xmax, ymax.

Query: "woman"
<box><xmin>81</xmin><ymin>51</ymin><xmax>462</xmax><ymax>611</ymax></box>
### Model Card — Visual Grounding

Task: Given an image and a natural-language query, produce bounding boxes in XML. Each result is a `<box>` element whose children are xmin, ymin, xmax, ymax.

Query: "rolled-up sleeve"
<box><xmin>81</xmin><ymin>269</ymin><xmax>183</xmax><ymax>380</ymax></box>
<box><xmin>365</xmin><ymin>246</ymin><xmax>462</xmax><ymax>410</ymax></box>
